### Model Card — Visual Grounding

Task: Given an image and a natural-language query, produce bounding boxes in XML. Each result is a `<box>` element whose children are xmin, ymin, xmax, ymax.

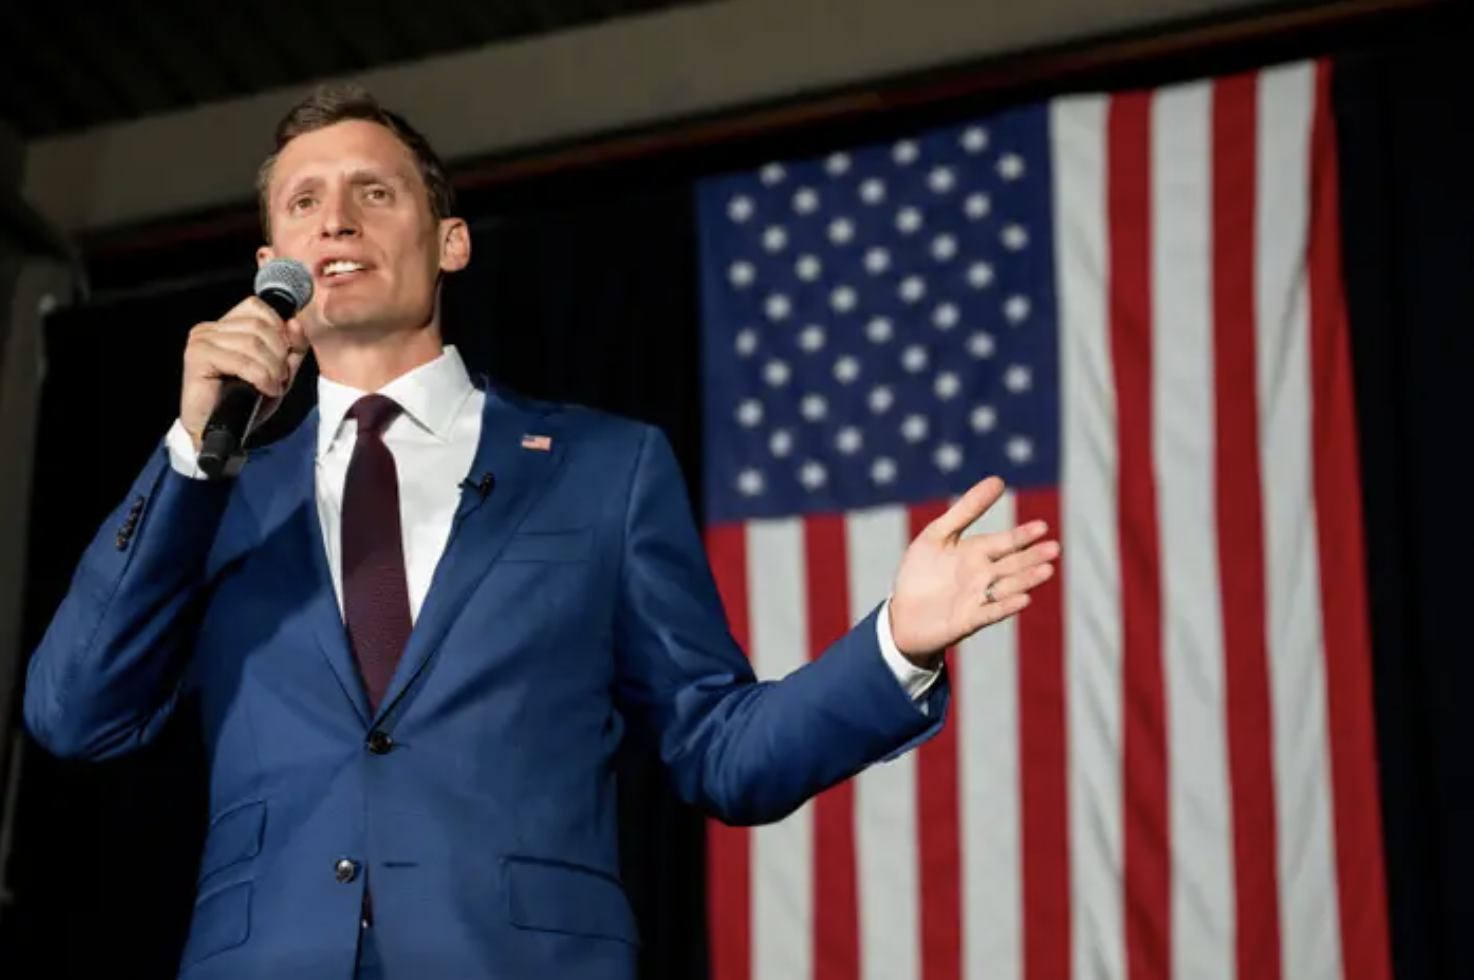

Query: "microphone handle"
<box><xmin>196</xmin><ymin>286</ymin><xmax>300</xmax><ymax>479</ymax></box>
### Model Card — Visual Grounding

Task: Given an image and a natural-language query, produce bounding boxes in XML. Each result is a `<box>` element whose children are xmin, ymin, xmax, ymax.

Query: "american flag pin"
<box><xmin>521</xmin><ymin>434</ymin><xmax>552</xmax><ymax>451</ymax></box>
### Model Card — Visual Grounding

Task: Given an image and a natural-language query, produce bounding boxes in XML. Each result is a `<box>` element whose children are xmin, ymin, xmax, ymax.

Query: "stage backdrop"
<box><xmin>3</xmin><ymin>8</ymin><xmax>1470</xmax><ymax>980</ymax></box>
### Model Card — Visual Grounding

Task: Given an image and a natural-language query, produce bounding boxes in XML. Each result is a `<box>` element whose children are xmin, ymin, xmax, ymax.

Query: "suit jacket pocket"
<box><xmin>197</xmin><ymin>798</ymin><xmax>265</xmax><ymax>884</ymax></box>
<box><xmin>500</xmin><ymin>529</ymin><xmax>592</xmax><ymax>563</ymax></box>
<box><xmin>504</xmin><ymin>856</ymin><xmax>639</xmax><ymax>946</ymax></box>
<box><xmin>179</xmin><ymin>880</ymin><xmax>251</xmax><ymax>971</ymax></box>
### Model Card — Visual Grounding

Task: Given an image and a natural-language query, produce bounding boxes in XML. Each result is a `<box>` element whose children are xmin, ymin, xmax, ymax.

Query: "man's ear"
<box><xmin>439</xmin><ymin>218</ymin><xmax>470</xmax><ymax>273</ymax></box>
<box><xmin>256</xmin><ymin>245</ymin><xmax>275</xmax><ymax>268</ymax></box>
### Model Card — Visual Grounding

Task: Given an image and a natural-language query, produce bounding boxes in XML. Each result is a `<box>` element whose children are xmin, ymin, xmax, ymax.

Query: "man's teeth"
<box><xmin>324</xmin><ymin>261</ymin><xmax>365</xmax><ymax>277</ymax></box>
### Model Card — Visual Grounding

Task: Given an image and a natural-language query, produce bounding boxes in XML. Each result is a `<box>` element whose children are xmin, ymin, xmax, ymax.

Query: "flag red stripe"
<box><xmin>1109</xmin><ymin>91</ymin><xmax>1171</xmax><ymax>980</ymax></box>
<box><xmin>1212</xmin><ymin>72</ymin><xmax>1284</xmax><ymax>980</ymax></box>
<box><xmin>704</xmin><ymin>524</ymin><xmax>753</xmax><ymax>980</ymax></box>
<box><xmin>909</xmin><ymin>502</ymin><xmax>963</xmax><ymax>980</ymax></box>
<box><xmin>1307</xmin><ymin>60</ymin><xmax>1392</xmax><ymax>980</ymax></box>
<box><xmin>1015</xmin><ymin>486</ymin><xmax>1068</xmax><ymax>980</ymax></box>
<box><xmin>805</xmin><ymin>515</ymin><xmax>859</xmax><ymax>980</ymax></box>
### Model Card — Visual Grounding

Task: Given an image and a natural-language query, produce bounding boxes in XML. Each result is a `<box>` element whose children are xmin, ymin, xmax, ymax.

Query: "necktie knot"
<box><xmin>348</xmin><ymin>394</ymin><xmax>403</xmax><ymax>440</ymax></box>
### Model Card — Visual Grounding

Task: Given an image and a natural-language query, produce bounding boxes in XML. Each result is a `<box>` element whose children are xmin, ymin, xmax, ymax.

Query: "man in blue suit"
<box><xmin>23</xmin><ymin>85</ymin><xmax>1060</xmax><ymax>979</ymax></box>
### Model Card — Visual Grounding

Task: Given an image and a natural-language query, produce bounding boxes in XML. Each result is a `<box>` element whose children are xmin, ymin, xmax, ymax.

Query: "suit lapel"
<box><xmin>374</xmin><ymin>380</ymin><xmax>567</xmax><ymax>722</ymax></box>
<box><xmin>248</xmin><ymin>411</ymin><xmax>373</xmax><ymax>726</ymax></box>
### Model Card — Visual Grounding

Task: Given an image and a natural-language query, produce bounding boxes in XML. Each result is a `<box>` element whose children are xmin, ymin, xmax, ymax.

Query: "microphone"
<box><xmin>198</xmin><ymin>258</ymin><xmax>314</xmax><ymax>479</ymax></box>
<box><xmin>462</xmin><ymin>473</ymin><xmax>495</xmax><ymax>499</ymax></box>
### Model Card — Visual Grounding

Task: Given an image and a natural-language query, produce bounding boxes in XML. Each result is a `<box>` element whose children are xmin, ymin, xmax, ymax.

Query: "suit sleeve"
<box><xmin>23</xmin><ymin>442</ymin><xmax>233</xmax><ymax>760</ymax></box>
<box><xmin>612</xmin><ymin>425</ymin><xmax>950</xmax><ymax>827</ymax></box>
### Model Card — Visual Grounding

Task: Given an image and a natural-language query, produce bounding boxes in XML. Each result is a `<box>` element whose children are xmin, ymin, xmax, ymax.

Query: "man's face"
<box><xmin>257</xmin><ymin>119</ymin><xmax>468</xmax><ymax>343</ymax></box>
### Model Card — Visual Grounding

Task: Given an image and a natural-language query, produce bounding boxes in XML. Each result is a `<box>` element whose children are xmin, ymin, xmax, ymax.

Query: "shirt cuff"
<box><xmin>165</xmin><ymin>418</ymin><xmax>208</xmax><ymax>480</ymax></box>
<box><xmin>876</xmin><ymin>597</ymin><xmax>942</xmax><ymax>702</ymax></box>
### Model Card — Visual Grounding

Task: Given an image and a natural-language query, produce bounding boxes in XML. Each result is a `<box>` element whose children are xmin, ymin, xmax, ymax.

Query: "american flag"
<box><xmin>694</xmin><ymin>59</ymin><xmax>1390</xmax><ymax>980</ymax></box>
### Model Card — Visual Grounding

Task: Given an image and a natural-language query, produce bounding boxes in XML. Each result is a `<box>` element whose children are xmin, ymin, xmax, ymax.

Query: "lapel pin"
<box><xmin>521</xmin><ymin>434</ymin><xmax>552</xmax><ymax>452</ymax></box>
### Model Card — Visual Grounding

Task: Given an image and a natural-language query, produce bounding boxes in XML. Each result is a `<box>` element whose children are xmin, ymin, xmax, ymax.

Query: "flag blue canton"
<box><xmin>696</xmin><ymin>107</ymin><xmax>1062</xmax><ymax>525</ymax></box>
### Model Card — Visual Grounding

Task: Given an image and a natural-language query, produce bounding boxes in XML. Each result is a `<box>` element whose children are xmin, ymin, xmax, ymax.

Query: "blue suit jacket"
<box><xmin>24</xmin><ymin>379</ymin><xmax>949</xmax><ymax>979</ymax></box>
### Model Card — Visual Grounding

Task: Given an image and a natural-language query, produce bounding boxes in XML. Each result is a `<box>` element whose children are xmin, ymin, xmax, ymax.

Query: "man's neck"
<box><xmin>314</xmin><ymin>329</ymin><xmax>445</xmax><ymax>393</ymax></box>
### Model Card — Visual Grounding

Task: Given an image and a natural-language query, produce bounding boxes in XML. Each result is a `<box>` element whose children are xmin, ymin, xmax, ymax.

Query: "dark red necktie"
<box><xmin>341</xmin><ymin>394</ymin><xmax>412</xmax><ymax>712</ymax></box>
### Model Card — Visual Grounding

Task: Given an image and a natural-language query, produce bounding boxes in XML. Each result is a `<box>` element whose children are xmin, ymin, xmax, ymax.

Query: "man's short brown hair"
<box><xmin>256</xmin><ymin>82</ymin><xmax>455</xmax><ymax>239</ymax></box>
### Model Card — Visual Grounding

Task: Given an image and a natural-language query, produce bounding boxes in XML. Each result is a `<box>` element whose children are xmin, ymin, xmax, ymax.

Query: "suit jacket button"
<box><xmin>334</xmin><ymin>858</ymin><xmax>359</xmax><ymax>883</ymax></box>
<box><xmin>367</xmin><ymin>731</ymin><xmax>393</xmax><ymax>755</ymax></box>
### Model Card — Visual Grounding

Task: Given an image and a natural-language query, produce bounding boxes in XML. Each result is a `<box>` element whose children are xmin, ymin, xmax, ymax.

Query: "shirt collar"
<box><xmin>316</xmin><ymin>344</ymin><xmax>475</xmax><ymax>458</ymax></box>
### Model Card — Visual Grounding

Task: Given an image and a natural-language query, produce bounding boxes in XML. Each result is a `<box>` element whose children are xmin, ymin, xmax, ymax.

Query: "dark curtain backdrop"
<box><xmin>2</xmin><ymin>4</ymin><xmax>1469</xmax><ymax>978</ymax></box>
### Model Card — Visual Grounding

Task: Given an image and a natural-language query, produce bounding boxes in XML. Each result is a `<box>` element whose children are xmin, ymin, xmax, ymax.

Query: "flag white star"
<box><xmin>764</xmin><ymin>360</ymin><xmax>791</xmax><ymax>387</ymax></box>
<box><xmin>795</xmin><ymin>255</ymin><xmax>822</xmax><ymax>281</ymax></box>
<box><xmin>737</xmin><ymin>468</ymin><xmax>764</xmax><ymax>496</ymax></box>
<box><xmin>934</xmin><ymin>371</ymin><xmax>961</xmax><ymax>400</ymax></box>
<box><xmin>834</xmin><ymin>356</ymin><xmax>860</xmax><ymax>384</ymax></box>
<box><xmin>762</xmin><ymin>225</ymin><xmax>788</xmax><ymax>252</ymax></box>
<box><xmin>964</xmin><ymin>193</ymin><xmax>991</xmax><ymax>220</ymax></box>
<box><xmin>1001</xmin><ymin>223</ymin><xmax>1029</xmax><ymax>251</ymax></box>
<box><xmin>971</xmin><ymin>405</ymin><xmax>998</xmax><ymax>432</ymax></box>
<box><xmin>800</xmin><ymin>460</ymin><xmax>827</xmax><ymax>490</ymax></box>
<box><xmin>860</xmin><ymin>178</ymin><xmax>887</xmax><ymax>205</ymax></box>
<box><xmin>830</xmin><ymin>286</ymin><xmax>858</xmax><ymax>313</ymax></box>
<box><xmin>801</xmin><ymin>394</ymin><xmax>828</xmax><ymax>421</ymax></box>
<box><xmin>868</xmin><ymin>386</ymin><xmax>895</xmax><ymax>413</ymax></box>
<box><xmin>825</xmin><ymin>152</ymin><xmax>851</xmax><ymax>176</ymax></box>
<box><xmin>893</xmin><ymin>140</ymin><xmax>920</xmax><ymax>165</ymax></box>
<box><xmin>899</xmin><ymin>276</ymin><xmax>927</xmax><ymax>303</ymax></box>
<box><xmin>928</xmin><ymin>166</ymin><xmax>956</xmax><ymax>193</ymax></box>
<box><xmin>934</xmin><ymin>443</ymin><xmax>963</xmax><ymax>472</ymax></box>
<box><xmin>1004</xmin><ymin>364</ymin><xmax>1032</xmax><ymax>393</ymax></box>
<box><xmin>835</xmin><ymin>427</ymin><xmax>863</xmax><ymax>454</ymax></box>
<box><xmin>871</xmin><ymin>457</ymin><xmax>898</xmax><ymax>485</ymax></box>
<box><xmin>931</xmin><ymin>234</ymin><xmax>958</xmax><ymax>262</ymax></box>
<box><xmin>902</xmin><ymin>345</ymin><xmax>928</xmax><ymax>373</ymax></box>
<box><xmin>736</xmin><ymin>399</ymin><xmax>763</xmax><ymax>427</ymax></box>
<box><xmin>961</xmin><ymin>126</ymin><xmax>989</xmax><ymax>153</ymax></box>
<box><xmin>728</xmin><ymin>195</ymin><xmax>754</xmax><ymax>222</ymax></box>
<box><xmin>760</xmin><ymin>163</ymin><xmax>786</xmax><ymax>185</ymax></box>
<box><xmin>769</xmin><ymin>429</ymin><xmax>793</xmax><ymax>457</ymax></box>
<box><xmin>828</xmin><ymin>218</ymin><xmax>856</xmax><ymax>245</ymax></box>
<box><xmin>901</xmin><ymin>414</ymin><xmax>929</xmax><ymax>443</ymax></box>
<box><xmin>932</xmin><ymin>303</ymin><xmax>959</xmax><ymax>330</ymax></box>
<box><xmin>735</xmin><ymin>328</ymin><xmax>758</xmax><ymax>357</ymax></box>
<box><xmin>1004</xmin><ymin>295</ymin><xmax>1030</xmax><ymax>324</ymax></box>
<box><xmin>896</xmin><ymin>207</ymin><xmax>924</xmax><ymax>234</ymax></box>
<box><xmin>1006</xmin><ymin>436</ymin><xmax>1034</xmax><ymax>463</ymax></box>
<box><xmin>728</xmin><ymin>261</ymin><xmax>755</xmax><ymax>288</ymax></box>
<box><xmin>968</xmin><ymin>262</ymin><xmax>995</xmax><ymax>289</ymax></box>
<box><xmin>968</xmin><ymin>332</ymin><xmax>996</xmax><ymax>359</ymax></box>
<box><xmin>793</xmin><ymin>187</ymin><xmax>820</xmax><ymax>214</ymax></box>
<box><xmin>997</xmin><ymin>153</ymin><xmax>1025</xmax><ymax>180</ymax></box>
<box><xmin>866</xmin><ymin>317</ymin><xmax>893</xmax><ymax>343</ymax></box>
<box><xmin>864</xmin><ymin>248</ymin><xmax>891</xmax><ymax>275</ymax></box>
<box><xmin>764</xmin><ymin>294</ymin><xmax>791</xmax><ymax>321</ymax></box>
<box><xmin>799</xmin><ymin>325</ymin><xmax>825</xmax><ymax>352</ymax></box>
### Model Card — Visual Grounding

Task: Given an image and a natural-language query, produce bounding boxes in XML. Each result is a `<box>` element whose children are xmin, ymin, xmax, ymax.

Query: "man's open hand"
<box><xmin>888</xmin><ymin>476</ymin><xmax>1059</xmax><ymax>667</ymax></box>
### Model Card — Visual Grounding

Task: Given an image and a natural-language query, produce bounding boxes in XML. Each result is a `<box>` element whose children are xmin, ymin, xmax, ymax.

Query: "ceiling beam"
<box><xmin>24</xmin><ymin>0</ymin><xmax>1291</xmax><ymax>237</ymax></box>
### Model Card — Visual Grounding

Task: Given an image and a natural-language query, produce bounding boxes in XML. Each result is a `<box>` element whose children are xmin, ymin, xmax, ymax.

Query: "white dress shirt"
<box><xmin>166</xmin><ymin>345</ymin><xmax>939</xmax><ymax>700</ymax></box>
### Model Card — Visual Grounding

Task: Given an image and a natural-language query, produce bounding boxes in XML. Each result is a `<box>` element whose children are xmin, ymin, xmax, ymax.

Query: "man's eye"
<box><xmin>289</xmin><ymin>196</ymin><xmax>315</xmax><ymax>213</ymax></box>
<box><xmin>365</xmin><ymin>187</ymin><xmax>390</xmax><ymax>202</ymax></box>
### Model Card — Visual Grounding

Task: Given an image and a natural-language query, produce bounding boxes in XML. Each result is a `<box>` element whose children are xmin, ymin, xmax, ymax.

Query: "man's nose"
<box><xmin>319</xmin><ymin>195</ymin><xmax>360</xmax><ymax>238</ymax></box>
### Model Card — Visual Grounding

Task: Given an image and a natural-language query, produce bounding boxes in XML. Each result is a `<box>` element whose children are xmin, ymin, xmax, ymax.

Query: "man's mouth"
<box><xmin>321</xmin><ymin>260</ymin><xmax>369</xmax><ymax>279</ymax></box>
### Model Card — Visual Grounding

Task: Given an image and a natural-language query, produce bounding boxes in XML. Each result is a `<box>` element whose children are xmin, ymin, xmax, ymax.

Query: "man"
<box><xmin>23</xmin><ymin>84</ymin><xmax>1059</xmax><ymax>979</ymax></box>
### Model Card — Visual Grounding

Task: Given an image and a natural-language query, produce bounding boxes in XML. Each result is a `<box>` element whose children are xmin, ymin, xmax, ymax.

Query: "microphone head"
<box><xmin>253</xmin><ymin>257</ymin><xmax>314</xmax><ymax>316</ymax></box>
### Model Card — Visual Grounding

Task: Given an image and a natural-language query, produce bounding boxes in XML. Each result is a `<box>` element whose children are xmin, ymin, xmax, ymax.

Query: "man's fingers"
<box><xmin>986</xmin><ymin>538</ymin><xmax>1060</xmax><ymax>579</ymax></box>
<box><xmin>926</xmin><ymin>476</ymin><xmax>1005</xmax><ymax>542</ymax></box>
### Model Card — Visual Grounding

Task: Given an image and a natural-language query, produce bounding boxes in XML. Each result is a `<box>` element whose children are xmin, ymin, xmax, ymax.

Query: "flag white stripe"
<box><xmin>1051</xmin><ymin>92</ymin><xmax>1127</xmax><ymax>980</ymax></box>
<box><xmin>1256</xmin><ymin>60</ymin><xmax>1345</xmax><ymax>980</ymax></box>
<box><xmin>848</xmin><ymin>506</ymin><xmax>922</xmax><ymax>980</ymax></box>
<box><xmin>1152</xmin><ymin>80</ymin><xmax>1237</xmax><ymax>980</ymax></box>
<box><xmin>957</xmin><ymin>491</ymin><xmax>1021</xmax><ymax>980</ymax></box>
<box><xmin>746</xmin><ymin>519</ymin><xmax>815</xmax><ymax>980</ymax></box>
